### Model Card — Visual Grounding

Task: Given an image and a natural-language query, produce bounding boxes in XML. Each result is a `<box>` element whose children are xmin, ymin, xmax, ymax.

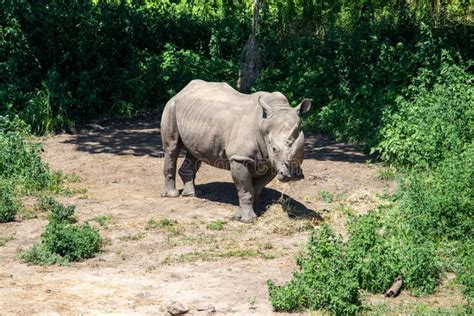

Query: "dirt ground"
<box><xmin>0</xmin><ymin>115</ymin><xmax>464</xmax><ymax>315</ymax></box>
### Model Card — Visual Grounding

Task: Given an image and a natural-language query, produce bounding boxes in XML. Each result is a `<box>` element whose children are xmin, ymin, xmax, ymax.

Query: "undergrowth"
<box><xmin>21</xmin><ymin>198</ymin><xmax>102</xmax><ymax>265</ymax></box>
<box><xmin>0</xmin><ymin>180</ymin><xmax>20</xmax><ymax>222</ymax></box>
<box><xmin>268</xmin><ymin>54</ymin><xmax>473</xmax><ymax>314</ymax></box>
<box><xmin>0</xmin><ymin>116</ymin><xmax>72</xmax><ymax>222</ymax></box>
<box><xmin>268</xmin><ymin>225</ymin><xmax>360</xmax><ymax>315</ymax></box>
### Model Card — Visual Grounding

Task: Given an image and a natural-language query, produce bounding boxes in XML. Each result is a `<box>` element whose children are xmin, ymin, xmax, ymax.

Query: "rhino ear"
<box><xmin>258</xmin><ymin>96</ymin><xmax>273</xmax><ymax>118</ymax></box>
<box><xmin>295</xmin><ymin>98</ymin><xmax>312</xmax><ymax>115</ymax></box>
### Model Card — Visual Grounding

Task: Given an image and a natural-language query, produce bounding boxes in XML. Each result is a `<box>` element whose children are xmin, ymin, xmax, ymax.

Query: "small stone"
<box><xmin>167</xmin><ymin>301</ymin><xmax>189</xmax><ymax>315</ymax></box>
<box><xmin>196</xmin><ymin>304</ymin><xmax>216</xmax><ymax>313</ymax></box>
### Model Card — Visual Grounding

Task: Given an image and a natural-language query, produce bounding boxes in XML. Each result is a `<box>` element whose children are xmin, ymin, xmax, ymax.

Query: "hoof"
<box><xmin>161</xmin><ymin>189</ymin><xmax>180</xmax><ymax>198</ymax></box>
<box><xmin>231</xmin><ymin>211</ymin><xmax>241</xmax><ymax>221</ymax></box>
<box><xmin>231</xmin><ymin>209</ymin><xmax>256</xmax><ymax>223</ymax></box>
<box><xmin>182</xmin><ymin>189</ymin><xmax>202</xmax><ymax>197</ymax></box>
<box><xmin>181</xmin><ymin>191</ymin><xmax>196</xmax><ymax>197</ymax></box>
<box><xmin>240</xmin><ymin>215</ymin><xmax>257</xmax><ymax>224</ymax></box>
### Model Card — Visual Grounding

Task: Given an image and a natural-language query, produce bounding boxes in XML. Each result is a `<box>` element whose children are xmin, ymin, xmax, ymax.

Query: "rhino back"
<box><xmin>172</xmin><ymin>80</ymin><xmax>263</xmax><ymax>167</ymax></box>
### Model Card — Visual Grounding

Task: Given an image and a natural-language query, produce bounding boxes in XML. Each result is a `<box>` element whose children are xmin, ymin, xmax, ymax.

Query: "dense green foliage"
<box><xmin>377</xmin><ymin>59</ymin><xmax>473</xmax><ymax>168</ymax></box>
<box><xmin>0</xmin><ymin>180</ymin><xmax>20</xmax><ymax>222</ymax></box>
<box><xmin>1</xmin><ymin>0</ymin><xmax>472</xmax><ymax>141</ymax></box>
<box><xmin>0</xmin><ymin>115</ymin><xmax>61</xmax><ymax>222</ymax></box>
<box><xmin>347</xmin><ymin>209</ymin><xmax>440</xmax><ymax>296</ymax></box>
<box><xmin>269</xmin><ymin>62</ymin><xmax>472</xmax><ymax>312</ymax></box>
<box><xmin>1</xmin><ymin>0</ymin><xmax>242</xmax><ymax>133</ymax></box>
<box><xmin>21</xmin><ymin>198</ymin><xmax>102</xmax><ymax>265</ymax></box>
<box><xmin>0</xmin><ymin>116</ymin><xmax>54</xmax><ymax>190</ymax></box>
<box><xmin>401</xmin><ymin>148</ymin><xmax>473</xmax><ymax>241</ymax></box>
<box><xmin>268</xmin><ymin>226</ymin><xmax>360</xmax><ymax>314</ymax></box>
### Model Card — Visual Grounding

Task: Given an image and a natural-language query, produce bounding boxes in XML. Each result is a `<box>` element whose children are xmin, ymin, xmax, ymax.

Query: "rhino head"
<box><xmin>258</xmin><ymin>95</ymin><xmax>311</xmax><ymax>182</ymax></box>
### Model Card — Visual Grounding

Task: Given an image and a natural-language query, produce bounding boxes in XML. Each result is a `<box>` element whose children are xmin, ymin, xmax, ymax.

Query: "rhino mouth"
<box><xmin>276</xmin><ymin>164</ymin><xmax>304</xmax><ymax>182</ymax></box>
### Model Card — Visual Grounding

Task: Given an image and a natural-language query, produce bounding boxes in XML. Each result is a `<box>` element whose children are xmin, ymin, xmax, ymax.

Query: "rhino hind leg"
<box><xmin>161</xmin><ymin>148</ymin><xmax>182</xmax><ymax>198</ymax></box>
<box><xmin>179</xmin><ymin>152</ymin><xmax>201</xmax><ymax>197</ymax></box>
<box><xmin>161</xmin><ymin>101</ymin><xmax>182</xmax><ymax>198</ymax></box>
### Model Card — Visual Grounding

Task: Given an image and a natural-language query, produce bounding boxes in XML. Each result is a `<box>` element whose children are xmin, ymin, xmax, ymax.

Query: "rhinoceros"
<box><xmin>160</xmin><ymin>80</ymin><xmax>311</xmax><ymax>222</ymax></box>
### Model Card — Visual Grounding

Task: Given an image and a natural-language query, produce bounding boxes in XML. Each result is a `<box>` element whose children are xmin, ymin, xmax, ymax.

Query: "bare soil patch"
<box><xmin>0</xmin><ymin>116</ymin><xmax>462</xmax><ymax>314</ymax></box>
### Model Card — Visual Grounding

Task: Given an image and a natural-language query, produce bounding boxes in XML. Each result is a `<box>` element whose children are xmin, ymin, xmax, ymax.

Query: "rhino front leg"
<box><xmin>179</xmin><ymin>152</ymin><xmax>201</xmax><ymax>197</ymax></box>
<box><xmin>231</xmin><ymin>161</ymin><xmax>257</xmax><ymax>223</ymax></box>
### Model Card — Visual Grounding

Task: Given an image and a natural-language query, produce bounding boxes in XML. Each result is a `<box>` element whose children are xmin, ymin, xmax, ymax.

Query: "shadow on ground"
<box><xmin>197</xmin><ymin>182</ymin><xmax>321</xmax><ymax>220</ymax></box>
<box><xmin>64</xmin><ymin>116</ymin><xmax>370</xmax><ymax>163</ymax></box>
<box><xmin>64</xmin><ymin>115</ymin><xmax>164</xmax><ymax>158</ymax></box>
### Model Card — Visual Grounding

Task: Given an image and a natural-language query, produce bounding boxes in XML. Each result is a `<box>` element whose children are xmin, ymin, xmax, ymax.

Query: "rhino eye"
<box><xmin>272</xmin><ymin>145</ymin><xmax>280</xmax><ymax>154</ymax></box>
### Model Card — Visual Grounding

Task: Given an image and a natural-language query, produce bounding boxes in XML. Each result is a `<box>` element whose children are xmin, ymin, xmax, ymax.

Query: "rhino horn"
<box><xmin>288</xmin><ymin>123</ymin><xmax>299</xmax><ymax>142</ymax></box>
<box><xmin>289</xmin><ymin>131</ymin><xmax>305</xmax><ymax>158</ymax></box>
<box><xmin>294</xmin><ymin>131</ymin><xmax>304</xmax><ymax>148</ymax></box>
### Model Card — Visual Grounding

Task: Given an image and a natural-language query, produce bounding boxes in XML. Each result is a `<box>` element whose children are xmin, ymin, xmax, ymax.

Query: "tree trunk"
<box><xmin>237</xmin><ymin>0</ymin><xmax>261</xmax><ymax>93</ymax></box>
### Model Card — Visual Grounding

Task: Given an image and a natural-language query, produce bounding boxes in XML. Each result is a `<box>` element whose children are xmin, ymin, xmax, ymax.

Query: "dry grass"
<box><xmin>256</xmin><ymin>201</ymin><xmax>320</xmax><ymax>236</ymax></box>
<box><xmin>0</xmin><ymin>234</ymin><xmax>14</xmax><ymax>247</ymax></box>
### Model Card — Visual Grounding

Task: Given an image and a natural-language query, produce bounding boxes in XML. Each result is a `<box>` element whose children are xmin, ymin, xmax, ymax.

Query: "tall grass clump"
<box><xmin>21</xmin><ymin>198</ymin><xmax>102</xmax><ymax>265</ymax></box>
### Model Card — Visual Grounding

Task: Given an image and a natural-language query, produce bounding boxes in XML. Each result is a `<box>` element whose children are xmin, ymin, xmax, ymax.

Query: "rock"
<box><xmin>196</xmin><ymin>304</ymin><xmax>216</xmax><ymax>313</ymax></box>
<box><xmin>167</xmin><ymin>301</ymin><xmax>189</xmax><ymax>315</ymax></box>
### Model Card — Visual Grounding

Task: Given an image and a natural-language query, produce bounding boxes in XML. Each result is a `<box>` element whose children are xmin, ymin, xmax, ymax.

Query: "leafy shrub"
<box><xmin>0</xmin><ymin>181</ymin><xmax>20</xmax><ymax>222</ymax></box>
<box><xmin>0</xmin><ymin>116</ymin><xmax>55</xmax><ymax>192</ymax></box>
<box><xmin>400</xmin><ymin>146</ymin><xmax>473</xmax><ymax>241</ymax></box>
<box><xmin>1</xmin><ymin>1</ymin><xmax>243</xmax><ymax>132</ymax></box>
<box><xmin>268</xmin><ymin>225</ymin><xmax>360</xmax><ymax>315</ymax></box>
<box><xmin>377</xmin><ymin>59</ymin><xmax>473</xmax><ymax>168</ymax></box>
<box><xmin>347</xmin><ymin>210</ymin><xmax>439</xmax><ymax>296</ymax></box>
<box><xmin>159</xmin><ymin>43</ymin><xmax>236</xmax><ymax>99</ymax></box>
<box><xmin>269</xmin><ymin>211</ymin><xmax>441</xmax><ymax>313</ymax></box>
<box><xmin>458</xmin><ymin>240</ymin><xmax>474</xmax><ymax>300</ymax></box>
<box><xmin>20</xmin><ymin>243</ymin><xmax>66</xmax><ymax>266</ymax></box>
<box><xmin>22</xmin><ymin>198</ymin><xmax>102</xmax><ymax>265</ymax></box>
<box><xmin>35</xmin><ymin>196</ymin><xmax>58</xmax><ymax>213</ymax></box>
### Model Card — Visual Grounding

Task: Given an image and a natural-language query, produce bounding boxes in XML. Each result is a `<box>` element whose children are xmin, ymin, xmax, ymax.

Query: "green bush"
<box><xmin>1</xmin><ymin>1</ymin><xmax>244</xmax><ymax>133</ymax></box>
<box><xmin>268</xmin><ymin>225</ymin><xmax>360</xmax><ymax>315</ymax></box>
<box><xmin>0</xmin><ymin>181</ymin><xmax>20</xmax><ymax>222</ymax></box>
<box><xmin>2</xmin><ymin>1</ymin><xmax>470</xmax><ymax>138</ymax></box>
<box><xmin>347</xmin><ymin>210</ymin><xmax>439</xmax><ymax>296</ymax></box>
<box><xmin>377</xmin><ymin>59</ymin><xmax>473</xmax><ymax>168</ymax></box>
<box><xmin>20</xmin><ymin>243</ymin><xmax>66</xmax><ymax>266</ymax></box>
<box><xmin>22</xmin><ymin>198</ymin><xmax>102</xmax><ymax>265</ymax></box>
<box><xmin>458</xmin><ymin>240</ymin><xmax>474</xmax><ymax>300</ymax></box>
<box><xmin>0</xmin><ymin>116</ymin><xmax>55</xmax><ymax>192</ymax></box>
<box><xmin>269</xmin><ymin>211</ymin><xmax>442</xmax><ymax>313</ymax></box>
<box><xmin>0</xmin><ymin>115</ymin><xmax>56</xmax><ymax>223</ymax></box>
<box><xmin>400</xmin><ymin>145</ymin><xmax>473</xmax><ymax>241</ymax></box>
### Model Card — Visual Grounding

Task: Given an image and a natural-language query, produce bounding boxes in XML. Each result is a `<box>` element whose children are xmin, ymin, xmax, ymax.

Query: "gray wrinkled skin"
<box><xmin>161</xmin><ymin>80</ymin><xmax>311</xmax><ymax>223</ymax></box>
